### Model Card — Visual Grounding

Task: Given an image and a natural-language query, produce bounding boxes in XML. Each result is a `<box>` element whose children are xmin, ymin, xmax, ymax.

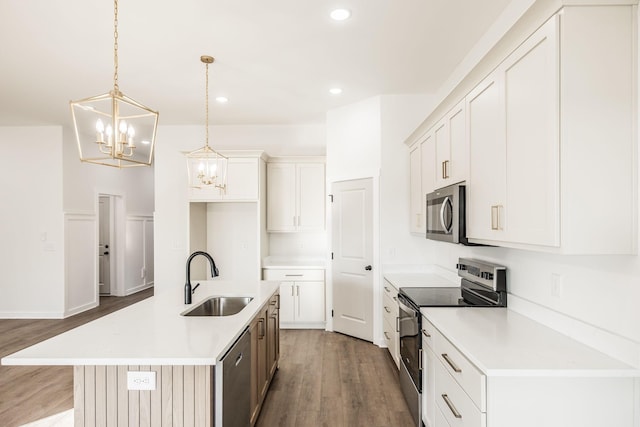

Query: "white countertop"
<box><xmin>384</xmin><ymin>272</ymin><xmax>459</xmax><ymax>289</ymax></box>
<box><xmin>262</xmin><ymin>256</ymin><xmax>326</xmax><ymax>269</ymax></box>
<box><xmin>422</xmin><ymin>307</ymin><xmax>640</xmax><ymax>378</ymax></box>
<box><xmin>2</xmin><ymin>280</ymin><xmax>280</xmax><ymax>366</ymax></box>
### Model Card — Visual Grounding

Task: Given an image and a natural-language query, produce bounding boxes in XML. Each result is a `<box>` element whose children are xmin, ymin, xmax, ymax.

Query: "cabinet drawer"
<box><xmin>433</xmin><ymin>328</ymin><xmax>485</xmax><ymax>411</ymax></box>
<box><xmin>421</xmin><ymin>317</ymin><xmax>436</xmax><ymax>351</ymax></box>
<box><xmin>435</xmin><ymin>358</ymin><xmax>485</xmax><ymax>427</ymax></box>
<box><xmin>383</xmin><ymin>279</ymin><xmax>398</xmax><ymax>299</ymax></box>
<box><xmin>263</xmin><ymin>269</ymin><xmax>325</xmax><ymax>281</ymax></box>
<box><xmin>382</xmin><ymin>292</ymin><xmax>398</xmax><ymax>324</ymax></box>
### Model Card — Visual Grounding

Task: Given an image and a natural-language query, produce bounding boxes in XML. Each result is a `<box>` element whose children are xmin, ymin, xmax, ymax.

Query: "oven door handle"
<box><xmin>397</xmin><ymin>295</ymin><xmax>419</xmax><ymax>317</ymax></box>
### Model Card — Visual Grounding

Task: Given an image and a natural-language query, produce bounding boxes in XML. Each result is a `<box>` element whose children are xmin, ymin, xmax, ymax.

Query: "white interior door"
<box><xmin>331</xmin><ymin>178</ymin><xmax>373</xmax><ymax>342</ymax></box>
<box><xmin>98</xmin><ymin>196</ymin><xmax>111</xmax><ymax>295</ymax></box>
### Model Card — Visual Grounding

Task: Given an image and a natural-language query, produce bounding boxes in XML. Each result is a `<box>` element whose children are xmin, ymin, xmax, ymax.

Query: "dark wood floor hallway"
<box><xmin>256</xmin><ymin>330</ymin><xmax>414</xmax><ymax>427</ymax></box>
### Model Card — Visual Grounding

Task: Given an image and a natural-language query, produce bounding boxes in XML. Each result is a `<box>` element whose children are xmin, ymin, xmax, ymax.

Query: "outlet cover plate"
<box><xmin>127</xmin><ymin>371</ymin><xmax>156</xmax><ymax>391</ymax></box>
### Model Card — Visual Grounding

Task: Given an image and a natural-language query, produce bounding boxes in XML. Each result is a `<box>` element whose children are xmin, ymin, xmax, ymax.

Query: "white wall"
<box><xmin>325</xmin><ymin>95</ymin><xmax>433</xmax><ymax>343</ymax></box>
<box><xmin>62</xmin><ymin>127</ymin><xmax>154</xmax><ymax>311</ymax></box>
<box><xmin>0</xmin><ymin>127</ymin><xmax>65</xmax><ymax>317</ymax></box>
<box><xmin>380</xmin><ymin>95</ymin><xmax>437</xmax><ymax>267</ymax></box>
<box><xmin>154</xmin><ymin>124</ymin><xmax>326</xmax><ymax>294</ymax></box>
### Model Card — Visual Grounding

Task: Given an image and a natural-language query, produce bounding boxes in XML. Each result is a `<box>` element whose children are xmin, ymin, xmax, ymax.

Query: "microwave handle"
<box><xmin>440</xmin><ymin>196</ymin><xmax>453</xmax><ymax>233</ymax></box>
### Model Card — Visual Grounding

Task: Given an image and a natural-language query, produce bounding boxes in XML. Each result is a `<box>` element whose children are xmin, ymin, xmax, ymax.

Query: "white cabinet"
<box><xmin>262</xmin><ymin>269</ymin><xmax>325</xmax><ymax>328</ymax></box>
<box><xmin>421</xmin><ymin>308</ymin><xmax>639</xmax><ymax>427</ymax></box>
<box><xmin>267</xmin><ymin>161</ymin><xmax>325</xmax><ymax>232</ymax></box>
<box><xmin>382</xmin><ymin>279</ymin><xmax>399</xmax><ymax>367</ymax></box>
<box><xmin>466</xmin><ymin>7</ymin><xmax>636</xmax><ymax>254</ymax></box>
<box><xmin>422</xmin><ymin>320</ymin><xmax>437</xmax><ymax>427</ymax></box>
<box><xmin>189</xmin><ymin>156</ymin><xmax>260</xmax><ymax>201</ymax></box>
<box><xmin>409</xmin><ymin>131</ymin><xmax>437</xmax><ymax>235</ymax></box>
<box><xmin>467</xmin><ymin>16</ymin><xmax>559</xmax><ymax>246</ymax></box>
<box><xmin>409</xmin><ymin>143</ymin><xmax>423</xmax><ymax>234</ymax></box>
<box><xmin>435</xmin><ymin>101</ymin><xmax>467</xmax><ymax>188</ymax></box>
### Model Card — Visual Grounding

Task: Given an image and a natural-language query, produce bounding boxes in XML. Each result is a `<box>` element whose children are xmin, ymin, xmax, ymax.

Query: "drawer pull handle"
<box><xmin>441</xmin><ymin>394</ymin><xmax>462</xmax><ymax>419</ymax></box>
<box><xmin>441</xmin><ymin>353</ymin><xmax>462</xmax><ymax>373</ymax></box>
<box><xmin>285</xmin><ymin>274</ymin><xmax>304</xmax><ymax>277</ymax></box>
<box><xmin>384</xmin><ymin>332</ymin><xmax>390</xmax><ymax>340</ymax></box>
<box><xmin>384</xmin><ymin>306</ymin><xmax>391</xmax><ymax>314</ymax></box>
<box><xmin>421</xmin><ymin>329</ymin><xmax>431</xmax><ymax>338</ymax></box>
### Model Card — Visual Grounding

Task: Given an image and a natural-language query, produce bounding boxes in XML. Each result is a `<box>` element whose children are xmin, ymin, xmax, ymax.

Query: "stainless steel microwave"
<box><xmin>425</xmin><ymin>182</ymin><xmax>471</xmax><ymax>245</ymax></box>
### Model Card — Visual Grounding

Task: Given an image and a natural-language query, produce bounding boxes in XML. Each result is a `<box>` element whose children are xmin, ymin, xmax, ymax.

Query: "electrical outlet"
<box><xmin>127</xmin><ymin>371</ymin><xmax>156</xmax><ymax>391</ymax></box>
<box><xmin>551</xmin><ymin>273</ymin><xmax>564</xmax><ymax>298</ymax></box>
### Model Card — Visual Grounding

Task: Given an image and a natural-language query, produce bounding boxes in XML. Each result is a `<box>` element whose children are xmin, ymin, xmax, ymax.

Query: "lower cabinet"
<box><xmin>382</xmin><ymin>279</ymin><xmax>399</xmax><ymax>367</ymax></box>
<box><xmin>250</xmin><ymin>292</ymin><xmax>279</xmax><ymax>426</ymax></box>
<box><xmin>262</xmin><ymin>269</ymin><xmax>325</xmax><ymax>329</ymax></box>
<box><xmin>422</xmin><ymin>312</ymin><xmax>638</xmax><ymax>427</ymax></box>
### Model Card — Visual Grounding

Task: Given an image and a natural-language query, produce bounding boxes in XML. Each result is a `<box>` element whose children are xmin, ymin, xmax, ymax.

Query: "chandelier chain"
<box><xmin>205</xmin><ymin>62</ymin><xmax>210</xmax><ymax>148</ymax></box>
<box><xmin>113</xmin><ymin>0</ymin><xmax>119</xmax><ymax>91</ymax></box>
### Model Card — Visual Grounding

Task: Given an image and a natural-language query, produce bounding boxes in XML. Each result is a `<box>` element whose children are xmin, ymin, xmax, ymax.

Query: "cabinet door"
<box><xmin>466</xmin><ymin>69</ymin><xmax>507</xmax><ymax>241</ymax></box>
<box><xmin>422</xmin><ymin>346</ymin><xmax>437</xmax><ymax>427</ymax></box>
<box><xmin>503</xmin><ymin>15</ymin><xmax>560</xmax><ymax>246</ymax></box>
<box><xmin>421</xmin><ymin>131</ymin><xmax>436</xmax><ymax>196</ymax></box>
<box><xmin>297</xmin><ymin>163</ymin><xmax>325</xmax><ymax>231</ymax></box>
<box><xmin>267</xmin><ymin>295</ymin><xmax>279</xmax><ymax>378</ymax></box>
<box><xmin>257</xmin><ymin>308</ymin><xmax>268</xmax><ymax>399</ymax></box>
<box><xmin>447</xmin><ymin>101</ymin><xmax>467</xmax><ymax>185</ymax></box>
<box><xmin>296</xmin><ymin>281</ymin><xmax>325</xmax><ymax>323</ymax></box>
<box><xmin>278</xmin><ymin>282</ymin><xmax>295</xmax><ymax>323</ymax></box>
<box><xmin>409</xmin><ymin>143</ymin><xmax>423</xmax><ymax>234</ymax></box>
<box><xmin>434</xmin><ymin>119</ymin><xmax>449</xmax><ymax>188</ymax></box>
<box><xmin>249</xmin><ymin>317</ymin><xmax>260</xmax><ymax>425</ymax></box>
<box><xmin>267</xmin><ymin>163</ymin><xmax>297</xmax><ymax>231</ymax></box>
<box><xmin>223</xmin><ymin>158</ymin><xmax>259</xmax><ymax>200</ymax></box>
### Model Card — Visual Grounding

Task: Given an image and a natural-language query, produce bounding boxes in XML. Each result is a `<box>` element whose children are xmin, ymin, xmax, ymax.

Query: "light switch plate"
<box><xmin>127</xmin><ymin>371</ymin><xmax>156</xmax><ymax>391</ymax></box>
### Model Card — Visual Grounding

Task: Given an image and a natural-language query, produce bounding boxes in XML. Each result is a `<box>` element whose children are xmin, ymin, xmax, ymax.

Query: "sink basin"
<box><xmin>182</xmin><ymin>296</ymin><xmax>254</xmax><ymax>317</ymax></box>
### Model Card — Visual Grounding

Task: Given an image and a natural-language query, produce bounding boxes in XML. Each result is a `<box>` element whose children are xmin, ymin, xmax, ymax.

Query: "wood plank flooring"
<box><xmin>0</xmin><ymin>289</ymin><xmax>153</xmax><ymax>427</ymax></box>
<box><xmin>256</xmin><ymin>330</ymin><xmax>414</xmax><ymax>427</ymax></box>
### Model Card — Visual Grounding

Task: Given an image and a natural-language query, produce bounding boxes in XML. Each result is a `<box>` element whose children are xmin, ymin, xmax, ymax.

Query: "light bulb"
<box><xmin>105</xmin><ymin>124</ymin><xmax>113</xmax><ymax>137</ymax></box>
<box><xmin>198</xmin><ymin>162</ymin><xmax>205</xmax><ymax>172</ymax></box>
<box><xmin>119</xmin><ymin>120</ymin><xmax>128</xmax><ymax>133</ymax></box>
<box><xmin>127</xmin><ymin>126</ymin><xmax>135</xmax><ymax>138</ymax></box>
<box><xmin>96</xmin><ymin>119</ymin><xmax>104</xmax><ymax>133</ymax></box>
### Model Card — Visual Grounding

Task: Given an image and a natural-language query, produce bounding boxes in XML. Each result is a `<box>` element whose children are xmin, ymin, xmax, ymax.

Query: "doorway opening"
<box><xmin>97</xmin><ymin>193</ymin><xmax>124</xmax><ymax>298</ymax></box>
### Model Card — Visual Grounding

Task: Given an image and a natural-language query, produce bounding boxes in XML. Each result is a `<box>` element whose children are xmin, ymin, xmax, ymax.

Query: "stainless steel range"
<box><xmin>396</xmin><ymin>258</ymin><xmax>507</xmax><ymax>427</ymax></box>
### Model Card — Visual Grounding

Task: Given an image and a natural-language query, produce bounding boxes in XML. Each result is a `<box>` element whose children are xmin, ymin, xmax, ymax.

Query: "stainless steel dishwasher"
<box><xmin>219</xmin><ymin>326</ymin><xmax>251</xmax><ymax>427</ymax></box>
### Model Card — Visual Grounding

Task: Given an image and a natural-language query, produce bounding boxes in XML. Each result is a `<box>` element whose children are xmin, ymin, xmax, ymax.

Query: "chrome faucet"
<box><xmin>185</xmin><ymin>251</ymin><xmax>219</xmax><ymax>304</ymax></box>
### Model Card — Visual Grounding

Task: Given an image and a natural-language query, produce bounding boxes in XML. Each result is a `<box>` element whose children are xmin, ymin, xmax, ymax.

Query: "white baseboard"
<box><xmin>0</xmin><ymin>311</ymin><xmax>65</xmax><ymax>319</ymax></box>
<box><xmin>280</xmin><ymin>322</ymin><xmax>325</xmax><ymax>330</ymax></box>
<box><xmin>125</xmin><ymin>283</ymin><xmax>154</xmax><ymax>296</ymax></box>
<box><xmin>64</xmin><ymin>300</ymin><xmax>99</xmax><ymax>318</ymax></box>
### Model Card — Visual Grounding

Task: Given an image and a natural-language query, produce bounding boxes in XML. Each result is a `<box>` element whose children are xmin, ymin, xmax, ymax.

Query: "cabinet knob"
<box><xmin>365</xmin><ymin>265</ymin><xmax>372</xmax><ymax>271</ymax></box>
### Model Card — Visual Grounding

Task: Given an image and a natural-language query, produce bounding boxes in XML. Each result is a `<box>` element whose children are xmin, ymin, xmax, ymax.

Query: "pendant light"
<box><xmin>186</xmin><ymin>56</ymin><xmax>228</xmax><ymax>191</ymax></box>
<box><xmin>70</xmin><ymin>0</ymin><xmax>159</xmax><ymax>168</ymax></box>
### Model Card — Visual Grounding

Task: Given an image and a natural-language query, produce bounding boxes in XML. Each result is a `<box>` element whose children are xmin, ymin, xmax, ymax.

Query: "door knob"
<box><xmin>104</xmin><ymin>251</ymin><xmax>109</xmax><ymax>255</ymax></box>
<box><xmin>365</xmin><ymin>265</ymin><xmax>372</xmax><ymax>271</ymax></box>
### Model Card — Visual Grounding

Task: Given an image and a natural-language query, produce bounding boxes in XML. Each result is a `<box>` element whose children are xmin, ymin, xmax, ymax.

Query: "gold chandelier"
<box><xmin>70</xmin><ymin>0</ymin><xmax>159</xmax><ymax>168</ymax></box>
<box><xmin>186</xmin><ymin>56</ymin><xmax>228</xmax><ymax>190</ymax></box>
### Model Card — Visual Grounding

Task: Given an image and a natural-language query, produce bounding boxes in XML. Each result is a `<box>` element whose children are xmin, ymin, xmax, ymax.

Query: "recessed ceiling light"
<box><xmin>330</xmin><ymin>8</ymin><xmax>351</xmax><ymax>21</ymax></box>
<box><xmin>329</xmin><ymin>87</ymin><xmax>343</xmax><ymax>95</ymax></box>
<box><xmin>215</xmin><ymin>96</ymin><xmax>228</xmax><ymax>103</ymax></box>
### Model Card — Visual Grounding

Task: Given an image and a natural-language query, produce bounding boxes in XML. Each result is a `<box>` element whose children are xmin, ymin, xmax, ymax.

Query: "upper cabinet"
<box><xmin>467</xmin><ymin>16</ymin><xmax>559</xmax><ymax>246</ymax></box>
<box><xmin>435</xmin><ymin>100</ymin><xmax>467</xmax><ymax>188</ymax></box>
<box><xmin>409</xmin><ymin>131</ymin><xmax>437</xmax><ymax>235</ymax></box>
<box><xmin>407</xmin><ymin>3</ymin><xmax>637</xmax><ymax>254</ymax></box>
<box><xmin>267</xmin><ymin>159</ymin><xmax>325</xmax><ymax>232</ymax></box>
<box><xmin>189</xmin><ymin>155</ymin><xmax>263</xmax><ymax>202</ymax></box>
<box><xmin>467</xmin><ymin>7</ymin><xmax>637</xmax><ymax>254</ymax></box>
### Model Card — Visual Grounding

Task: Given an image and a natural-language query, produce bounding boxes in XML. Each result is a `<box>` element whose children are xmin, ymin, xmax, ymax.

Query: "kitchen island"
<box><xmin>2</xmin><ymin>279</ymin><xmax>280</xmax><ymax>427</ymax></box>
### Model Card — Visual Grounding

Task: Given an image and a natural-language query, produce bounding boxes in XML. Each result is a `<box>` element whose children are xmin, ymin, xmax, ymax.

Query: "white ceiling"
<box><xmin>0</xmin><ymin>0</ymin><xmax>513</xmax><ymax>127</ymax></box>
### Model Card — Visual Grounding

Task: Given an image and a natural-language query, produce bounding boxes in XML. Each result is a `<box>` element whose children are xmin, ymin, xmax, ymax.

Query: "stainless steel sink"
<box><xmin>182</xmin><ymin>296</ymin><xmax>254</xmax><ymax>317</ymax></box>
